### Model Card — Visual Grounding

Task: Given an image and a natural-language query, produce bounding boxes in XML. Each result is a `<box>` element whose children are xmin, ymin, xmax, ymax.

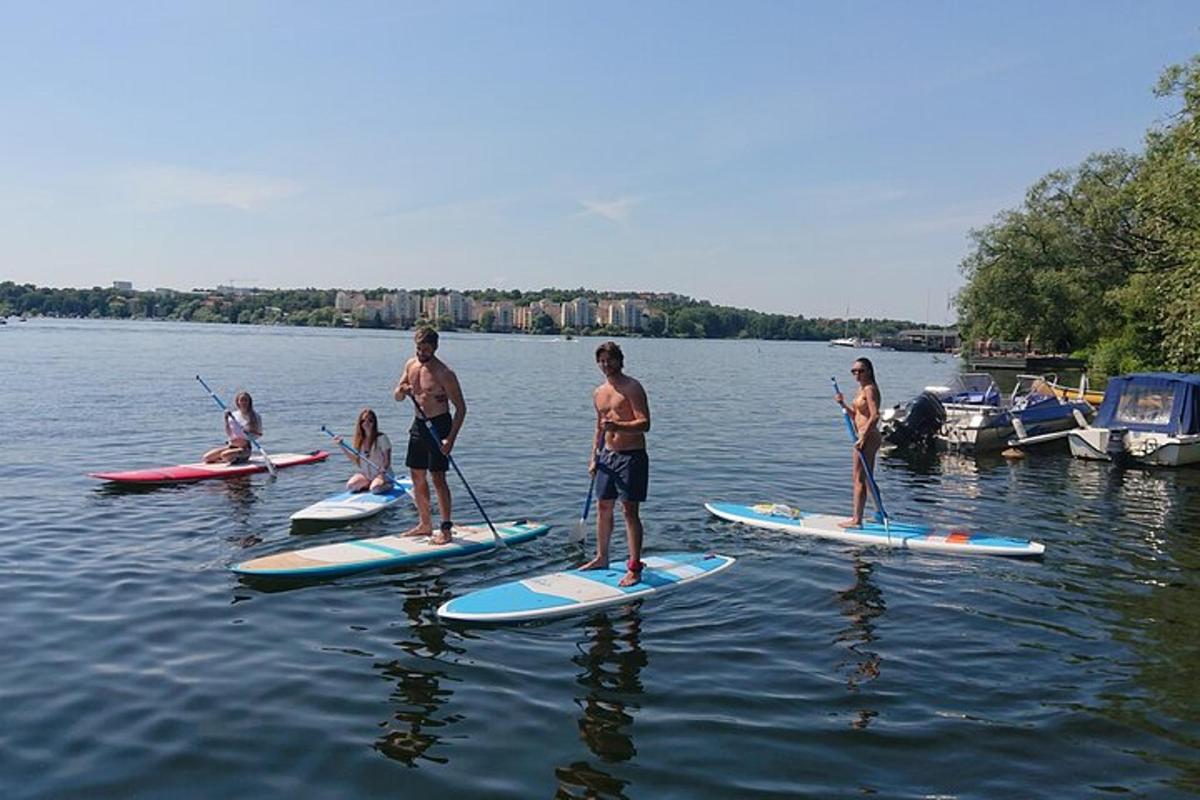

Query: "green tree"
<box><xmin>1133</xmin><ymin>55</ymin><xmax>1200</xmax><ymax>371</ymax></box>
<box><xmin>957</xmin><ymin>150</ymin><xmax>1143</xmax><ymax>357</ymax></box>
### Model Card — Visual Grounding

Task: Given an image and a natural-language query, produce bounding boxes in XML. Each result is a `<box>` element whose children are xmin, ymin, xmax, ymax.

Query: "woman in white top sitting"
<box><xmin>335</xmin><ymin>408</ymin><xmax>393</xmax><ymax>493</ymax></box>
<box><xmin>203</xmin><ymin>391</ymin><xmax>263</xmax><ymax>464</ymax></box>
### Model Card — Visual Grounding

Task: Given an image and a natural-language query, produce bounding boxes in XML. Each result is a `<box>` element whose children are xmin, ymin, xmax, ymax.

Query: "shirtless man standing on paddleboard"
<box><xmin>581</xmin><ymin>341</ymin><xmax>651</xmax><ymax>587</ymax></box>
<box><xmin>394</xmin><ymin>327</ymin><xmax>466</xmax><ymax>545</ymax></box>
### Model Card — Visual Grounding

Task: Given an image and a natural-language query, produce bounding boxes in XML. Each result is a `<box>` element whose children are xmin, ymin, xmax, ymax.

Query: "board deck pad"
<box><xmin>706</xmin><ymin>502</ymin><xmax>1044</xmax><ymax>557</ymax></box>
<box><xmin>232</xmin><ymin>519</ymin><xmax>551</xmax><ymax>579</ymax></box>
<box><xmin>290</xmin><ymin>478</ymin><xmax>414</xmax><ymax>522</ymax></box>
<box><xmin>90</xmin><ymin>451</ymin><xmax>329</xmax><ymax>484</ymax></box>
<box><xmin>436</xmin><ymin>552</ymin><xmax>736</xmax><ymax>623</ymax></box>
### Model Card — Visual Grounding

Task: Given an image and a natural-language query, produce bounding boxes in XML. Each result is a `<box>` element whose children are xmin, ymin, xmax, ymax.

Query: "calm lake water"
<box><xmin>2</xmin><ymin>319</ymin><xmax>1199</xmax><ymax>799</ymax></box>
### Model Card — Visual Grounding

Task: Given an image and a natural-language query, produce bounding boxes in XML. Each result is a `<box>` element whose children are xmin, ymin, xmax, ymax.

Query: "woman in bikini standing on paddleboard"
<box><xmin>834</xmin><ymin>358</ymin><xmax>881</xmax><ymax>528</ymax></box>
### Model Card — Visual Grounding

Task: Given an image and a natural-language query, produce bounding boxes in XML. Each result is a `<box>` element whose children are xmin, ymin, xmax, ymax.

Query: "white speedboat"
<box><xmin>891</xmin><ymin>373</ymin><xmax>1092</xmax><ymax>452</ymax></box>
<box><xmin>1068</xmin><ymin>373</ymin><xmax>1200</xmax><ymax>466</ymax></box>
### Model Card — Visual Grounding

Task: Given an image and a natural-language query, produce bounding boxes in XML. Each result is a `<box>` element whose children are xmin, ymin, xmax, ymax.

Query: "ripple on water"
<box><xmin>3</xmin><ymin>323</ymin><xmax>1200</xmax><ymax>798</ymax></box>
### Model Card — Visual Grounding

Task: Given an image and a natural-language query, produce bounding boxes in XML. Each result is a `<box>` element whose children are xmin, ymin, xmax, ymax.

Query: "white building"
<box><xmin>571</xmin><ymin>297</ymin><xmax>594</xmax><ymax>328</ymax></box>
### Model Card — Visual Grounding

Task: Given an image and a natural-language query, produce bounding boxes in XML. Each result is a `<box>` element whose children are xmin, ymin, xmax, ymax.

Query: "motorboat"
<box><xmin>828</xmin><ymin>336</ymin><xmax>882</xmax><ymax>348</ymax></box>
<box><xmin>1067</xmin><ymin>373</ymin><xmax>1200</xmax><ymax>466</ymax></box>
<box><xmin>938</xmin><ymin>374</ymin><xmax>1093</xmax><ymax>452</ymax></box>
<box><xmin>882</xmin><ymin>373</ymin><xmax>1092</xmax><ymax>452</ymax></box>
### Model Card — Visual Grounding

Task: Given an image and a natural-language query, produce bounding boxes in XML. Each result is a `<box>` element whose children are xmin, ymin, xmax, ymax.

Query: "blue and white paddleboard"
<box><xmin>232</xmin><ymin>519</ymin><xmax>551</xmax><ymax>579</ymax></box>
<box><xmin>437</xmin><ymin>552</ymin><xmax>736</xmax><ymax>623</ymax></box>
<box><xmin>289</xmin><ymin>478</ymin><xmax>414</xmax><ymax>523</ymax></box>
<box><xmin>706</xmin><ymin>502</ymin><xmax>1045</xmax><ymax>557</ymax></box>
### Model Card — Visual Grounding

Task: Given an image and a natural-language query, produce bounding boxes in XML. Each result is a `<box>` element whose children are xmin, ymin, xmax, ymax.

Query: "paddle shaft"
<box><xmin>195</xmin><ymin>375</ymin><xmax>276</xmax><ymax>475</ymax></box>
<box><xmin>580</xmin><ymin>429</ymin><xmax>605</xmax><ymax>522</ymax></box>
<box><xmin>320</xmin><ymin>426</ymin><xmax>398</xmax><ymax>484</ymax></box>
<box><xmin>831</xmin><ymin>377</ymin><xmax>888</xmax><ymax>524</ymax></box>
<box><xmin>405</xmin><ymin>393</ymin><xmax>503</xmax><ymax>545</ymax></box>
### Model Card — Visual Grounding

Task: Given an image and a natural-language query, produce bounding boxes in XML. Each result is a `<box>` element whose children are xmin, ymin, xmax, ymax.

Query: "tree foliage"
<box><xmin>957</xmin><ymin>53</ymin><xmax>1200</xmax><ymax>373</ymax></box>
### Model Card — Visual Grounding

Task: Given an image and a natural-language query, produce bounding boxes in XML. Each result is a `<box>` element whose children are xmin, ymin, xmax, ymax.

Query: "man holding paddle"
<box><xmin>581</xmin><ymin>341</ymin><xmax>651</xmax><ymax>587</ymax></box>
<box><xmin>394</xmin><ymin>327</ymin><xmax>466</xmax><ymax>545</ymax></box>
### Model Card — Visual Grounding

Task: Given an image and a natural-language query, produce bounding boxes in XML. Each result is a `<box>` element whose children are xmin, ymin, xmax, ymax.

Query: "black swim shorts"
<box><xmin>406</xmin><ymin>413</ymin><xmax>452</xmax><ymax>472</ymax></box>
<box><xmin>594</xmin><ymin>448</ymin><xmax>649</xmax><ymax>503</ymax></box>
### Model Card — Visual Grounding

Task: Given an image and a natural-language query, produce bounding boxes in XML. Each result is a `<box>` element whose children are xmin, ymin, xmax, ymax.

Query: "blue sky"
<box><xmin>1</xmin><ymin>2</ymin><xmax>1196</xmax><ymax>319</ymax></box>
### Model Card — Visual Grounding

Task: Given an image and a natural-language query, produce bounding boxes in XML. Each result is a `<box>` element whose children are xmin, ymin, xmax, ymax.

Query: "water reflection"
<box><xmin>555</xmin><ymin>611</ymin><xmax>646</xmax><ymax>799</ymax></box>
<box><xmin>217</xmin><ymin>477</ymin><xmax>263</xmax><ymax>546</ymax></box>
<box><xmin>374</xmin><ymin>578</ymin><xmax>463</xmax><ymax>768</ymax></box>
<box><xmin>1089</xmin><ymin>466</ymin><xmax>1200</xmax><ymax>792</ymax></box>
<box><xmin>834</xmin><ymin>558</ymin><xmax>885</xmax><ymax>730</ymax></box>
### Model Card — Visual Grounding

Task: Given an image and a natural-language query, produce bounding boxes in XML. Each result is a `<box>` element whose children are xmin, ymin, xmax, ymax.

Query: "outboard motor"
<box><xmin>1106</xmin><ymin>428</ymin><xmax>1131</xmax><ymax>465</ymax></box>
<box><xmin>881</xmin><ymin>391</ymin><xmax>946</xmax><ymax>449</ymax></box>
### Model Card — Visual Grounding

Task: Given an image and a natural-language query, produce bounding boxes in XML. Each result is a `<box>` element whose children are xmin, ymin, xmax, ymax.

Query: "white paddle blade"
<box><xmin>570</xmin><ymin>518</ymin><xmax>588</xmax><ymax>543</ymax></box>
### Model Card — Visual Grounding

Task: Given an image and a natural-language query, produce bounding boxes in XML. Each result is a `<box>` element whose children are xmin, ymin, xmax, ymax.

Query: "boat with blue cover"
<box><xmin>1068</xmin><ymin>372</ymin><xmax>1200</xmax><ymax>466</ymax></box>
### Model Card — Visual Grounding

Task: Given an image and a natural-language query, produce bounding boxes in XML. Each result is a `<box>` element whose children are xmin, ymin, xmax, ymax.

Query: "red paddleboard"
<box><xmin>90</xmin><ymin>451</ymin><xmax>329</xmax><ymax>484</ymax></box>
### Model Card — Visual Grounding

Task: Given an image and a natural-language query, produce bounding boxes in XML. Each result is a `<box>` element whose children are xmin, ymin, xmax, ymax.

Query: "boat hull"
<box><xmin>1068</xmin><ymin>428</ymin><xmax>1200</xmax><ymax>466</ymax></box>
<box><xmin>939</xmin><ymin>401</ymin><xmax>1091</xmax><ymax>453</ymax></box>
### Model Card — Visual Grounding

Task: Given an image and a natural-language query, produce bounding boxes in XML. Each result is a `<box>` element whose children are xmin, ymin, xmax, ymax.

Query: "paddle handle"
<box><xmin>831</xmin><ymin>377</ymin><xmax>888</xmax><ymax>524</ymax></box>
<box><xmin>320</xmin><ymin>426</ymin><xmax>398</xmax><ymax>484</ymax></box>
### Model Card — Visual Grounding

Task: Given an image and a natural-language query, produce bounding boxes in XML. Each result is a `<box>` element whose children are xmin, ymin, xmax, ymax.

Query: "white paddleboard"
<box><xmin>289</xmin><ymin>478</ymin><xmax>414</xmax><ymax>522</ymax></box>
<box><xmin>706</xmin><ymin>502</ymin><xmax>1045</xmax><ymax>557</ymax></box>
<box><xmin>232</xmin><ymin>519</ymin><xmax>551</xmax><ymax>579</ymax></box>
<box><xmin>436</xmin><ymin>552</ymin><xmax>736</xmax><ymax>623</ymax></box>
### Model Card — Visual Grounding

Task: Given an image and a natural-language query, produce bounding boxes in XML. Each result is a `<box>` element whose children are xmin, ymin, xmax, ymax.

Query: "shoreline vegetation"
<box><xmin>0</xmin><ymin>281</ymin><xmax>933</xmax><ymax>343</ymax></box>
<box><xmin>956</xmin><ymin>53</ymin><xmax>1200</xmax><ymax>375</ymax></box>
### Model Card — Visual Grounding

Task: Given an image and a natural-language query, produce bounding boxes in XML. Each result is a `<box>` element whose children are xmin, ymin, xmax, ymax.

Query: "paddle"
<box><xmin>831</xmin><ymin>377</ymin><xmax>889</xmax><ymax>533</ymax></box>
<box><xmin>320</xmin><ymin>425</ymin><xmax>399</xmax><ymax>486</ymax></box>
<box><xmin>196</xmin><ymin>375</ymin><xmax>277</xmax><ymax>476</ymax></box>
<box><xmin>572</xmin><ymin>429</ymin><xmax>605</xmax><ymax>543</ymax></box>
<box><xmin>405</xmin><ymin>393</ymin><xmax>505</xmax><ymax>548</ymax></box>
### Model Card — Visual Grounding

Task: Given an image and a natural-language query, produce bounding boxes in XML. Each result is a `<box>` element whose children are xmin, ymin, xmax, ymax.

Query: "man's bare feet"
<box><xmin>431</xmin><ymin>522</ymin><xmax>453</xmax><ymax>546</ymax></box>
<box><xmin>401</xmin><ymin>524</ymin><xmax>433</xmax><ymax>537</ymax></box>
<box><xmin>837</xmin><ymin>518</ymin><xmax>862</xmax><ymax>529</ymax></box>
<box><xmin>618</xmin><ymin>569</ymin><xmax>641</xmax><ymax>587</ymax></box>
<box><xmin>578</xmin><ymin>556</ymin><xmax>609</xmax><ymax>571</ymax></box>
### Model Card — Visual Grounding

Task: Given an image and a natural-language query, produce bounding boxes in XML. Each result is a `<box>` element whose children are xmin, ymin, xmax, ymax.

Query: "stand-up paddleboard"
<box><xmin>437</xmin><ymin>552</ymin><xmax>736</xmax><ymax>623</ymax></box>
<box><xmin>706</xmin><ymin>502</ymin><xmax>1044</xmax><ymax>557</ymax></box>
<box><xmin>232</xmin><ymin>519</ymin><xmax>551</xmax><ymax>579</ymax></box>
<box><xmin>289</xmin><ymin>477</ymin><xmax>415</xmax><ymax>523</ymax></box>
<box><xmin>90</xmin><ymin>451</ymin><xmax>329</xmax><ymax>484</ymax></box>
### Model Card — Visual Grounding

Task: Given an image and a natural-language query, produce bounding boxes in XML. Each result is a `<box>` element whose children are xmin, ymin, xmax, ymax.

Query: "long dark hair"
<box><xmin>233</xmin><ymin>391</ymin><xmax>262</xmax><ymax>431</ymax></box>
<box><xmin>853</xmin><ymin>358</ymin><xmax>877</xmax><ymax>386</ymax></box>
<box><xmin>352</xmin><ymin>408</ymin><xmax>381</xmax><ymax>462</ymax></box>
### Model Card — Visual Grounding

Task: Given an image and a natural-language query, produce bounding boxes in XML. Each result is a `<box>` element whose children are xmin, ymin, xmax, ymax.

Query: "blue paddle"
<box><xmin>831</xmin><ymin>377</ymin><xmax>889</xmax><ymax>532</ymax></box>
<box><xmin>573</xmin><ymin>429</ymin><xmax>605</xmax><ymax>543</ymax></box>
<box><xmin>405</xmin><ymin>394</ymin><xmax>505</xmax><ymax>548</ymax></box>
<box><xmin>196</xmin><ymin>375</ymin><xmax>276</xmax><ymax>476</ymax></box>
<box><xmin>320</xmin><ymin>425</ymin><xmax>398</xmax><ymax>485</ymax></box>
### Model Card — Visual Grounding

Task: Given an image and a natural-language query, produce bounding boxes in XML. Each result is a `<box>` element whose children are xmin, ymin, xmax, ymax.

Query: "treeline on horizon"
<box><xmin>0</xmin><ymin>281</ymin><xmax>925</xmax><ymax>342</ymax></box>
<box><xmin>956</xmin><ymin>53</ymin><xmax>1200</xmax><ymax>375</ymax></box>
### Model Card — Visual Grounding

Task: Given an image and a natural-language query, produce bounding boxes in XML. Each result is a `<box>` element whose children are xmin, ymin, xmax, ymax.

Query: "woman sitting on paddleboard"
<box><xmin>834</xmin><ymin>358</ymin><xmax>881</xmax><ymax>528</ymax></box>
<box><xmin>202</xmin><ymin>391</ymin><xmax>263</xmax><ymax>465</ymax></box>
<box><xmin>334</xmin><ymin>408</ymin><xmax>393</xmax><ymax>494</ymax></box>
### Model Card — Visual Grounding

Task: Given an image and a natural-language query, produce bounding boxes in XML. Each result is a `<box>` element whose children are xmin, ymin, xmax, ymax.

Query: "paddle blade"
<box><xmin>570</xmin><ymin>517</ymin><xmax>588</xmax><ymax>543</ymax></box>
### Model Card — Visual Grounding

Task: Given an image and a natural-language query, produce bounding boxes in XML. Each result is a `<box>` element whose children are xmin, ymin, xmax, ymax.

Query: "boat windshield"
<box><xmin>1011</xmin><ymin>375</ymin><xmax>1059</xmax><ymax>410</ymax></box>
<box><xmin>1114</xmin><ymin>386</ymin><xmax>1175</xmax><ymax>428</ymax></box>
<box><xmin>936</xmin><ymin>373</ymin><xmax>1000</xmax><ymax>406</ymax></box>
